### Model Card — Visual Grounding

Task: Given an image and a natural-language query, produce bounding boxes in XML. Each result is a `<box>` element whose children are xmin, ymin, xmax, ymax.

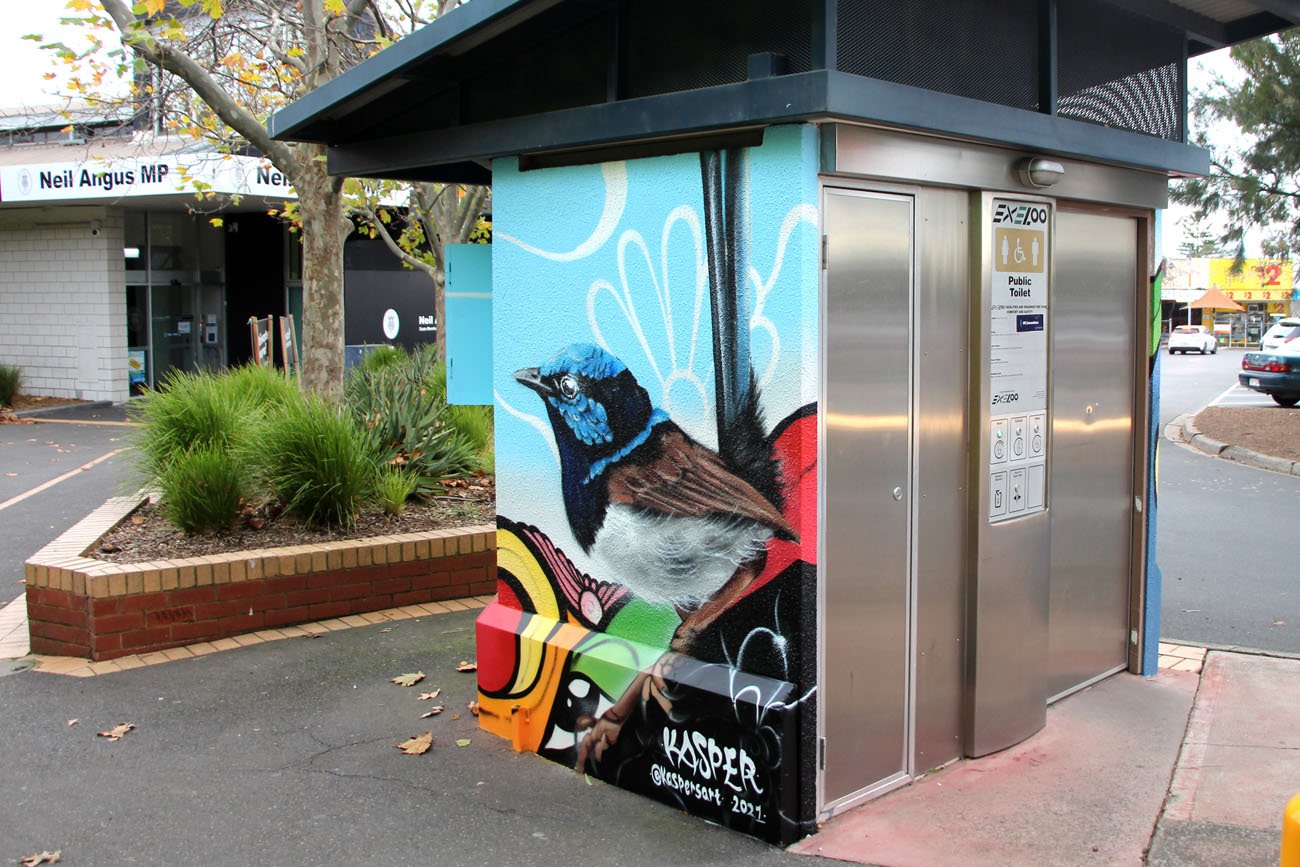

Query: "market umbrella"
<box><xmin>1180</xmin><ymin>285</ymin><xmax>1245</xmax><ymax>327</ymax></box>
<box><xmin>1185</xmin><ymin>286</ymin><xmax>1245</xmax><ymax>312</ymax></box>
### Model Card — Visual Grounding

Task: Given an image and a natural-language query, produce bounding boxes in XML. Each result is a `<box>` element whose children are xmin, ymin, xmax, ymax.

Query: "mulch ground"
<box><xmin>1194</xmin><ymin>406</ymin><xmax>1300</xmax><ymax>462</ymax></box>
<box><xmin>93</xmin><ymin>476</ymin><xmax>496</xmax><ymax>565</ymax></box>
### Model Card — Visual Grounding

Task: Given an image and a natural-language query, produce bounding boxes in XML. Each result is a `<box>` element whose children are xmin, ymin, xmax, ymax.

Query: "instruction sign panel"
<box><xmin>988</xmin><ymin>199</ymin><xmax>1050</xmax><ymax>523</ymax></box>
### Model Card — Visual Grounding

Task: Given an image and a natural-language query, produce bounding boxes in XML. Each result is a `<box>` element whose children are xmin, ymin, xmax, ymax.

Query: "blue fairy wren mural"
<box><xmin>477</xmin><ymin>125</ymin><xmax>821</xmax><ymax>844</ymax></box>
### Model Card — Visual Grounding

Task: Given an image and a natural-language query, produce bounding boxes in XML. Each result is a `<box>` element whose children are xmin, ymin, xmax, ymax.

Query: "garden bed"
<box><xmin>25</xmin><ymin>492</ymin><xmax>496</xmax><ymax>661</ymax></box>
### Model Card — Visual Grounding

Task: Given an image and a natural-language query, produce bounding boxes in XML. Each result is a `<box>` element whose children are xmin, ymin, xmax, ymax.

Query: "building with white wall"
<box><xmin>0</xmin><ymin>105</ymin><xmax>437</xmax><ymax>402</ymax></box>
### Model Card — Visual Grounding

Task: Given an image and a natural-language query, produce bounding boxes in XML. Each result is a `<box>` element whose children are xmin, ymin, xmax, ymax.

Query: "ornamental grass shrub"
<box><xmin>374</xmin><ymin>466</ymin><xmax>419</xmax><ymax>516</ymax></box>
<box><xmin>130</xmin><ymin>368</ymin><xmax>261</xmax><ymax>481</ymax></box>
<box><xmin>157</xmin><ymin>443</ymin><xmax>246</xmax><ymax>533</ymax></box>
<box><xmin>0</xmin><ymin>364</ymin><xmax>20</xmax><ymax>406</ymax></box>
<box><xmin>251</xmin><ymin>394</ymin><xmax>379</xmax><ymax>528</ymax></box>
<box><xmin>132</xmin><ymin>352</ymin><xmax>493</xmax><ymax>534</ymax></box>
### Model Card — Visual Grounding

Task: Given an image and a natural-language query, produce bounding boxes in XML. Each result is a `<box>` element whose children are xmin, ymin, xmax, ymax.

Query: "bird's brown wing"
<box><xmin>607</xmin><ymin>427</ymin><xmax>798</xmax><ymax>541</ymax></box>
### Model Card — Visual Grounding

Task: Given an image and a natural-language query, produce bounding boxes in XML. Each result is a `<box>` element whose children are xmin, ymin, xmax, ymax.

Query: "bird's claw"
<box><xmin>575</xmin><ymin>711</ymin><xmax>625</xmax><ymax>772</ymax></box>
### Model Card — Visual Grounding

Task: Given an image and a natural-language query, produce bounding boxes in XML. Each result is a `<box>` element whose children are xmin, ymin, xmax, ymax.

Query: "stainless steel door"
<box><xmin>822</xmin><ymin>188</ymin><xmax>912</xmax><ymax>808</ymax></box>
<box><xmin>1048</xmin><ymin>210</ymin><xmax>1136</xmax><ymax>698</ymax></box>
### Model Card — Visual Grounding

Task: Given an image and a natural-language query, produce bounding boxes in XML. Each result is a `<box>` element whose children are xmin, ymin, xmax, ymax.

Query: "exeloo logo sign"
<box><xmin>993</xmin><ymin>202</ymin><xmax>1050</xmax><ymax>226</ymax></box>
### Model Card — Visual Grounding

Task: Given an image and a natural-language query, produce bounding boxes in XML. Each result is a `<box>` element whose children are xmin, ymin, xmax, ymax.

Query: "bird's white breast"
<box><xmin>591</xmin><ymin>504</ymin><xmax>771</xmax><ymax>607</ymax></box>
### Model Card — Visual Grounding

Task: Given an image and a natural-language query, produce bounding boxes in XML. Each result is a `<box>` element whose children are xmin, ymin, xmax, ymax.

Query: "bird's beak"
<box><xmin>513</xmin><ymin>367</ymin><xmax>553</xmax><ymax>395</ymax></box>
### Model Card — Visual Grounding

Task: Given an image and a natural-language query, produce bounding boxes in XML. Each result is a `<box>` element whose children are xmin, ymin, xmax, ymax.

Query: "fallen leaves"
<box><xmin>395</xmin><ymin>732</ymin><xmax>433</xmax><ymax>755</ymax></box>
<box><xmin>456</xmin><ymin>660</ymin><xmax>477</xmax><ymax>672</ymax></box>
<box><xmin>390</xmin><ymin>671</ymin><xmax>425</xmax><ymax>687</ymax></box>
<box><xmin>19</xmin><ymin>851</ymin><xmax>60</xmax><ymax>866</ymax></box>
<box><xmin>66</xmin><ymin>719</ymin><xmax>78</xmax><ymax>727</ymax></box>
<box><xmin>455</xmin><ymin>738</ymin><xmax>471</xmax><ymax>747</ymax></box>
<box><xmin>420</xmin><ymin>706</ymin><xmax>445</xmax><ymax>719</ymax></box>
<box><xmin>418</xmin><ymin>689</ymin><xmax>441</xmax><ymax>701</ymax></box>
<box><xmin>467</xmin><ymin>701</ymin><xmax>479</xmax><ymax>717</ymax></box>
<box><xmin>96</xmin><ymin>722</ymin><xmax>134</xmax><ymax>741</ymax></box>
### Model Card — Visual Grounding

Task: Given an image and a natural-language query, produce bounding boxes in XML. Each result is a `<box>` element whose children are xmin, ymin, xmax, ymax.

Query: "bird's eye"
<box><xmin>558</xmin><ymin>375</ymin><xmax>579</xmax><ymax>399</ymax></box>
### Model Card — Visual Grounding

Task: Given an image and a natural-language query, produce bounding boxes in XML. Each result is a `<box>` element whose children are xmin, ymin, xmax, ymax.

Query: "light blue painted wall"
<box><xmin>444</xmin><ymin>243</ymin><xmax>493</xmax><ymax>405</ymax></box>
<box><xmin>491</xmin><ymin>124</ymin><xmax>821</xmax><ymax>594</ymax></box>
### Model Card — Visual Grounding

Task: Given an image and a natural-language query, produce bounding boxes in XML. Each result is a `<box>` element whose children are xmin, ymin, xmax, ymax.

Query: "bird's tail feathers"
<box><xmin>722</xmin><ymin>369</ymin><xmax>782</xmax><ymax>513</ymax></box>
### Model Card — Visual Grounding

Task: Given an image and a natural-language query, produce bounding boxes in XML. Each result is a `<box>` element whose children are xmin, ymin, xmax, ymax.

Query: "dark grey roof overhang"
<box><xmin>269</xmin><ymin>0</ymin><xmax>1299</xmax><ymax>184</ymax></box>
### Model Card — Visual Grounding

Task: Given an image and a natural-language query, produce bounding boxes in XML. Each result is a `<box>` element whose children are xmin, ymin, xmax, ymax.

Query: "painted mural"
<box><xmin>478</xmin><ymin>125</ymin><xmax>820</xmax><ymax>843</ymax></box>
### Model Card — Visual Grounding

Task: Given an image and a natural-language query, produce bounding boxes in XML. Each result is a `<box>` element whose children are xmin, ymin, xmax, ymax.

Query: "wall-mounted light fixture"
<box><xmin>90</xmin><ymin>220</ymin><xmax>102</xmax><ymax>237</ymax></box>
<box><xmin>1017</xmin><ymin>157</ymin><xmax>1065</xmax><ymax>188</ymax></box>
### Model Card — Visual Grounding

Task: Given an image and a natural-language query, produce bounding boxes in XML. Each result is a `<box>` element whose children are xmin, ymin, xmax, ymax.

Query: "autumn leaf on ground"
<box><xmin>66</xmin><ymin>719</ymin><xmax>79</xmax><ymax>727</ymax></box>
<box><xmin>418</xmin><ymin>689</ymin><xmax>441</xmax><ymax>701</ymax></box>
<box><xmin>390</xmin><ymin>671</ymin><xmax>425</xmax><ymax>687</ymax></box>
<box><xmin>456</xmin><ymin>660</ymin><xmax>477</xmax><ymax>672</ymax></box>
<box><xmin>420</xmin><ymin>706</ymin><xmax>445</xmax><ymax>719</ymax></box>
<box><xmin>19</xmin><ymin>851</ymin><xmax>61</xmax><ymax>866</ymax></box>
<box><xmin>396</xmin><ymin>732</ymin><xmax>433</xmax><ymax>755</ymax></box>
<box><xmin>455</xmin><ymin>738</ymin><xmax>471</xmax><ymax>747</ymax></box>
<box><xmin>468</xmin><ymin>701</ymin><xmax>480</xmax><ymax>716</ymax></box>
<box><xmin>97</xmin><ymin>722</ymin><xmax>135</xmax><ymax>741</ymax></box>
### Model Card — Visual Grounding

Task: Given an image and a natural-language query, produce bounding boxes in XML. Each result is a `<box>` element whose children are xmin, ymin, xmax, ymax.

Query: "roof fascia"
<box><xmin>268</xmin><ymin>0</ymin><xmax>555</xmax><ymax>142</ymax></box>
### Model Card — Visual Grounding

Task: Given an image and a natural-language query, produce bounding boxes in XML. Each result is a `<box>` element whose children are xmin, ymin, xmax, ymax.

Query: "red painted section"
<box><xmin>745</xmin><ymin>411</ymin><xmax>819</xmax><ymax>601</ymax></box>
<box><xmin>475</xmin><ymin>602</ymin><xmax>525</xmax><ymax>695</ymax></box>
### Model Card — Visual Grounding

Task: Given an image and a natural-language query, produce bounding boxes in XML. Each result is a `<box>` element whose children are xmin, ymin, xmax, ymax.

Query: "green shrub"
<box><xmin>130</xmin><ymin>369</ymin><xmax>257</xmax><ymax>480</ymax></box>
<box><xmin>357</xmin><ymin>344</ymin><xmax>406</xmax><ymax>375</ymax></box>
<box><xmin>224</xmin><ymin>363</ymin><xmax>298</xmax><ymax>407</ymax></box>
<box><xmin>156</xmin><ymin>443</ymin><xmax>245</xmax><ymax>533</ymax></box>
<box><xmin>0</xmin><ymin>364</ymin><xmax>19</xmax><ymax>406</ymax></box>
<box><xmin>374</xmin><ymin>467</ymin><xmax>419</xmax><ymax>516</ymax></box>
<box><xmin>408</xmin><ymin>345</ymin><xmax>446</xmax><ymax>395</ymax></box>
<box><xmin>346</xmin><ymin>367</ymin><xmax>478</xmax><ymax>493</ymax></box>
<box><xmin>446</xmin><ymin>404</ymin><xmax>494</xmax><ymax>469</ymax></box>
<box><xmin>253</xmin><ymin>394</ymin><xmax>378</xmax><ymax>527</ymax></box>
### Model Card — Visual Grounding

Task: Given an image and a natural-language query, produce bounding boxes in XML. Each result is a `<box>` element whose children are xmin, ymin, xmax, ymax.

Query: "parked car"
<box><xmin>1168</xmin><ymin>324</ymin><xmax>1217</xmax><ymax>355</ymax></box>
<box><xmin>1239</xmin><ymin>350</ymin><xmax>1300</xmax><ymax>407</ymax></box>
<box><xmin>1261</xmin><ymin>317</ymin><xmax>1300</xmax><ymax>352</ymax></box>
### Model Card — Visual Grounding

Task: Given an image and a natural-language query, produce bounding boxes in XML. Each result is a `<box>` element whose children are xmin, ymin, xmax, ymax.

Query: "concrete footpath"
<box><xmin>794</xmin><ymin>648</ymin><xmax>1298</xmax><ymax>866</ymax></box>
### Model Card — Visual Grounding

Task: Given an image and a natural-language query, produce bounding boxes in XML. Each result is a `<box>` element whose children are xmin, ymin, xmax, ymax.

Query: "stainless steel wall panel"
<box><xmin>912</xmin><ymin>188</ymin><xmax>969</xmax><ymax>773</ymax></box>
<box><xmin>824</xmin><ymin>124</ymin><xmax>1169</xmax><ymax>210</ymax></box>
<box><xmin>821</xmin><ymin>188</ymin><xmax>913</xmax><ymax>807</ymax></box>
<box><xmin>1047</xmin><ymin>210</ymin><xmax>1136</xmax><ymax>698</ymax></box>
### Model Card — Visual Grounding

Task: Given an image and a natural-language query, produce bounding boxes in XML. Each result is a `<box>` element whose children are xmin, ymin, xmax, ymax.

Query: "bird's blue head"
<box><xmin>515</xmin><ymin>344</ymin><xmax>664</xmax><ymax>476</ymax></box>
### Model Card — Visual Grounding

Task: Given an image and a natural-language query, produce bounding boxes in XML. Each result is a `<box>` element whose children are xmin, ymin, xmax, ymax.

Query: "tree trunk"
<box><xmin>296</xmin><ymin>148</ymin><xmax>347</xmax><ymax>397</ymax></box>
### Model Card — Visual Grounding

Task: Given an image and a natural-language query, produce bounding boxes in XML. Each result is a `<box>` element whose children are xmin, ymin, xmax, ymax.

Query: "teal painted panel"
<box><xmin>445</xmin><ymin>244</ymin><xmax>493</xmax><ymax>405</ymax></box>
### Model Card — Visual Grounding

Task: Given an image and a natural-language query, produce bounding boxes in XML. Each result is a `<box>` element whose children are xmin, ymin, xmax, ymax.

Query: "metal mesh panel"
<box><xmin>622</xmin><ymin>0</ymin><xmax>814</xmax><ymax>99</ymax></box>
<box><xmin>836</xmin><ymin>0</ymin><xmax>1041</xmax><ymax>111</ymax></box>
<box><xmin>1058</xmin><ymin>0</ymin><xmax>1184</xmax><ymax>140</ymax></box>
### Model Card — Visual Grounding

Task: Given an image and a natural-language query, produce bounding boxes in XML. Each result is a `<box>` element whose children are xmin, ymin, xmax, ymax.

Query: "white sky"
<box><xmin>0</xmin><ymin>4</ymin><xmax>124</xmax><ymax>108</ymax></box>
<box><xmin>0</xmin><ymin>10</ymin><xmax>1267</xmax><ymax>256</ymax></box>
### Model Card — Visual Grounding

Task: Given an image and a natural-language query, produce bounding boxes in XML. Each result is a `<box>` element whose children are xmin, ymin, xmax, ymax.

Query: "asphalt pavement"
<box><xmin>1155</xmin><ymin>349</ymin><xmax>1300</xmax><ymax>655</ymax></box>
<box><xmin>0</xmin><ymin>411</ymin><xmax>136</xmax><ymax>596</ymax></box>
<box><xmin>0</xmin><ymin>605</ymin><xmax>813</xmax><ymax>864</ymax></box>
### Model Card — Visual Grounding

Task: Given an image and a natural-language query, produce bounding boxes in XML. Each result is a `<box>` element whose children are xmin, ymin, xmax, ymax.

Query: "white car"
<box><xmin>1261</xmin><ymin>317</ymin><xmax>1300</xmax><ymax>352</ymax></box>
<box><xmin>1168</xmin><ymin>325</ymin><xmax>1217</xmax><ymax>355</ymax></box>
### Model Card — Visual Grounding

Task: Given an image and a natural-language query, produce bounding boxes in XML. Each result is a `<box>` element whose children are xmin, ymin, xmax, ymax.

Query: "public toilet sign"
<box><xmin>0</xmin><ymin>153</ymin><xmax>296</xmax><ymax>204</ymax></box>
<box><xmin>987</xmin><ymin>198</ymin><xmax>1050</xmax><ymax>523</ymax></box>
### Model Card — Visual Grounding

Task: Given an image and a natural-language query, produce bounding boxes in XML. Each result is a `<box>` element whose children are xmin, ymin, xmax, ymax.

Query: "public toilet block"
<box><xmin>270</xmin><ymin>0</ymin><xmax>1296</xmax><ymax>843</ymax></box>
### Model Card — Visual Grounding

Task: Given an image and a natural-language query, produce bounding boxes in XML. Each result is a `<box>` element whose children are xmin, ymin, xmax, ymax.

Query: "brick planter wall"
<box><xmin>25</xmin><ymin>494</ymin><xmax>496</xmax><ymax>661</ymax></box>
